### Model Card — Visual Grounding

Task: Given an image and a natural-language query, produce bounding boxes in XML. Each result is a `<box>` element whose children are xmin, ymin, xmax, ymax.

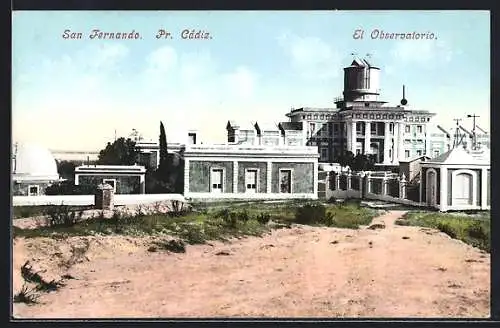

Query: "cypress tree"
<box><xmin>158</xmin><ymin>121</ymin><xmax>169</xmax><ymax>176</ymax></box>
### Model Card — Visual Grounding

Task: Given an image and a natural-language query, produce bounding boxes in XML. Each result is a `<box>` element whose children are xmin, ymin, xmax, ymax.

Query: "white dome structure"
<box><xmin>13</xmin><ymin>143</ymin><xmax>60</xmax><ymax>181</ymax></box>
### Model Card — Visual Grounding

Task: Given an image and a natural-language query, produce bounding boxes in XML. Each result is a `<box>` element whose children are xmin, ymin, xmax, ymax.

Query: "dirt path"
<box><xmin>12</xmin><ymin>211</ymin><xmax>490</xmax><ymax>318</ymax></box>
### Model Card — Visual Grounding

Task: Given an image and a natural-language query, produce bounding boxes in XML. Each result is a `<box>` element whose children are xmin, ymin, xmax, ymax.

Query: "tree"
<box><xmin>336</xmin><ymin>151</ymin><xmax>355</xmax><ymax>168</ymax></box>
<box><xmin>56</xmin><ymin>160</ymin><xmax>77</xmax><ymax>181</ymax></box>
<box><xmin>97</xmin><ymin>137</ymin><xmax>139</xmax><ymax>165</ymax></box>
<box><xmin>158</xmin><ymin>121</ymin><xmax>169</xmax><ymax>175</ymax></box>
<box><xmin>351</xmin><ymin>154</ymin><xmax>376</xmax><ymax>171</ymax></box>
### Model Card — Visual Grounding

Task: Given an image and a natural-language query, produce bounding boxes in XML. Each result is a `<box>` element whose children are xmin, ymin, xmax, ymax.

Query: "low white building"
<box><xmin>420</xmin><ymin>146</ymin><xmax>490</xmax><ymax>212</ymax></box>
<box><xmin>12</xmin><ymin>143</ymin><xmax>61</xmax><ymax>196</ymax></box>
<box><xmin>75</xmin><ymin>165</ymin><xmax>147</xmax><ymax>194</ymax></box>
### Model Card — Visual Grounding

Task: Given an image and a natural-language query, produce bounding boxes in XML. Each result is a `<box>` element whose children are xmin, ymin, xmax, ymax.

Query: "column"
<box><xmin>75</xmin><ymin>174</ymin><xmax>80</xmax><ymax>185</ymax></box>
<box><xmin>397</xmin><ymin>123</ymin><xmax>404</xmax><ymax>162</ymax></box>
<box><xmin>346</xmin><ymin>122</ymin><xmax>352</xmax><ymax>153</ymax></box>
<box><xmin>266</xmin><ymin>161</ymin><xmax>272</xmax><ymax>193</ymax></box>
<box><xmin>382</xmin><ymin>172</ymin><xmax>388</xmax><ymax>195</ymax></box>
<box><xmin>392</xmin><ymin>123</ymin><xmax>399</xmax><ymax>164</ymax></box>
<box><xmin>347</xmin><ymin>171</ymin><xmax>352</xmax><ymax>190</ymax></box>
<box><xmin>335</xmin><ymin>173</ymin><xmax>341</xmax><ymax>190</ymax></box>
<box><xmin>384</xmin><ymin>122</ymin><xmax>390</xmax><ymax>164</ymax></box>
<box><xmin>233</xmin><ymin>161</ymin><xmax>238</xmax><ymax>194</ymax></box>
<box><xmin>364</xmin><ymin>122</ymin><xmax>371</xmax><ymax>155</ymax></box>
<box><xmin>425</xmin><ymin>124</ymin><xmax>431</xmax><ymax>156</ymax></box>
<box><xmin>351</xmin><ymin>122</ymin><xmax>356</xmax><ymax>154</ymax></box>
<box><xmin>440</xmin><ymin>167</ymin><xmax>448</xmax><ymax>211</ymax></box>
<box><xmin>184</xmin><ymin>159</ymin><xmax>190</xmax><ymax>195</ymax></box>
<box><xmin>366</xmin><ymin>172</ymin><xmax>372</xmax><ymax>194</ymax></box>
<box><xmin>399</xmin><ymin>174</ymin><xmax>407</xmax><ymax>200</ymax></box>
<box><xmin>481</xmin><ymin>168</ymin><xmax>488</xmax><ymax>209</ymax></box>
<box><xmin>313</xmin><ymin>160</ymin><xmax>318</xmax><ymax>197</ymax></box>
<box><xmin>140</xmin><ymin>174</ymin><xmax>145</xmax><ymax>194</ymax></box>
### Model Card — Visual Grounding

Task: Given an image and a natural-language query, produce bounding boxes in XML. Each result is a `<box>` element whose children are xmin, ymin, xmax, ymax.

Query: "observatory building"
<box><xmin>283</xmin><ymin>57</ymin><xmax>437</xmax><ymax>166</ymax></box>
<box><xmin>12</xmin><ymin>143</ymin><xmax>61</xmax><ymax>196</ymax></box>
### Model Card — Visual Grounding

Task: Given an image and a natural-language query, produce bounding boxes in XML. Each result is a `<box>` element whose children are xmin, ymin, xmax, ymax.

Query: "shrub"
<box><xmin>467</xmin><ymin>221</ymin><xmax>488</xmax><ymax>240</ymax></box>
<box><xmin>44</xmin><ymin>203</ymin><xmax>83</xmax><ymax>227</ymax></box>
<box><xmin>13</xmin><ymin>284</ymin><xmax>40</xmax><ymax>305</ymax></box>
<box><xmin>295</xmin><ymin>203</ymin><xmax>328</xmax><ymax>225</ymax></box>
<box><xmin>436</xmin><ymin>222</ymin><xmax>457</xmax><ymax>238</ymax></box>
<box><xmin>256</xmin><ymin>212</ymin><xmax>271</xmax><ymax>225</ymax></box>
<box><xmin>153</xmin><ymin>239</ymin><xmax>186</xmax><ymax>253</ymax></box>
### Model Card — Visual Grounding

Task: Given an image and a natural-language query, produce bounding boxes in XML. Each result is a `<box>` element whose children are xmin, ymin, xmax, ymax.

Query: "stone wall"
<box><xmin>13</xmin><ymin>182</ymin><xmax>53</xmax><ymax>196</ymax></box>
<box><xmin>188</xmin><ymin>161</ymin><xmax>233</xmax><ymax>193</ymax></box>
<box><xmin>237</xmin><ymin>161</ymin><xmax>267</xmax><ymax>193</ymax></box>
<box><xmin>78</xmin><ymin>175</ymin><xmax>141</xmax><ymax>194</ymax></box>
<box><xmin>271</xmin><ymin>162</ymin><xmax>314</xmax><ymax>193</ymax></box>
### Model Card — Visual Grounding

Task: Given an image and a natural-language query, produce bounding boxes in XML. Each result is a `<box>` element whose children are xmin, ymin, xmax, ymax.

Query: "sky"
<box><xmin>12</xmin><ymin>10</ymin><xmax>490</xmax><ymax>151</ymax></box>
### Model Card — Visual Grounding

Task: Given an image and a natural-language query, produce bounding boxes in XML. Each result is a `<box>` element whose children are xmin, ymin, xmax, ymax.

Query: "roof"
<box><xmin>278</xmin><ymin>122</ymin><xmax>303</xmax><ymax>131</ymax></box>
<box><xmin>475</xmin><ymin>125</ymin><xmax>488</xmax><ymax>134</ymax></box>
<box><xmin>398</xmin><ymin>155</ymin><xmax>431</xmax><ymax>163</ymax></box>
<box><xmin>226</xmin><ymin>120</ymin><xmax>255</xmax><ymax>131</ymax></box>
<box><xmin>348</xmin><ymin>58</ymin><xmax>379</xmax><ymax>69</ymax></box>
<box><xmin>425</xmin><ymin>146</ymin><xmax>489</xmax><ymax>165</ymax></box>
<box><xmin>13</xmin><ymin>143</ymin><xmax>60</xmax><ymax>180</ymax></box>
<box><xmin>459</xmin><ymin>125</ymin><xmax>473</xmax><ymax>137</ymax></box>
<box><xmin>254</xmin><ymin>121</ymin><xmax>279</xmax><ymax>133</ymax></box>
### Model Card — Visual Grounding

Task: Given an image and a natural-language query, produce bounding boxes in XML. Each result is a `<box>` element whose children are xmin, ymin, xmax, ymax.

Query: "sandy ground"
<box><xmin>12</xmin><ymin>210</ymin><xmax>490</xmax><ymax>318</ymax></box>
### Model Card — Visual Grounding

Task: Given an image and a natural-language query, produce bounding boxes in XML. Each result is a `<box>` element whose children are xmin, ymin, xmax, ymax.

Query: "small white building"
<box><xmin>75</xmin><ymin>165</ymin><xmax>146</xmax><ymax>194</ymax></box>
<box><xmin>420</xmin><ymin>146</ymin><xmax>490</xmax><ymax>211</ymax></box>
<box><xmin>12</xmin><ymin>143</ymin><xmax>61</xmax><ymax>196</ymax></box>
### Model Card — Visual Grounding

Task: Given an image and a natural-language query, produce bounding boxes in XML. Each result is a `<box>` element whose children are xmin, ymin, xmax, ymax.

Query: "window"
<box><xmin>28</xmin><ymin>185</ymin><xmax>39</xmax><ymax>196</ymax></box>
<box><xmin>371</xmin><ymin>123</ymin><xmax>377</xmax><ymax>135</ymax></box>
<box><xmin>317</xmin><ymin>123</ymin><xmax>323</xmax><ymax>136</ymax></box>
<box><xmin>433</xmin><ymin>150</ymin><xmax>440</xmax><ymax>157</ymax></box>
<box><xmin>417</xmin><ymin>125</ymin><xmax>423</xmax><ymax>133</ymax></box>
<box><xmin>409</xmin><ymin>117</ymin><xmax>413</xmax><ymax>122</ymax></box>
<box><xmin>405</xmin><ymin>150</ymin><xmax>410</xmax><ymax>158</ymax></box>
<box><xmin>307</xmin><ymin>115</ymin><xmax>311</xmax><ymax>119</ymax></box>
<box><xmin>210</xmin><ymin>168</ymin><xmax>224</xmax><ymax>193</ymax></box>
<box><xmin>405</xmin><ymin>125</ymin><xmax>411</xmax><ymax>133</ymax></box>
<box><xmin>302</xmin><ymin>115</ymin><xmax>306</xmax><ymax>119</ymax></box>
<box><xmin>333</xmin><ymin>124</ymin><xmax>339</xmax><ymax>135</ymax></box>
<box><xmin>309</xmin><ymin>123</ymin><xmax>316</xmax><ymax>136</ymax></box>
<box><xmin>356</xmin><ymin>149</ymin><xmax>361</xmax><ymax>155</ymax></box>
<box><xmin>356</xmin><ymin>122</ymin><xmax>363</xmax><ymax>134</ymax></box>
<box><xmin>320</xmin><ymin>115</ymin><xmax>324</xmax><ymax>120</ymax></box>
<box><xmin>314</xmin><ymin>114</ymin><xmax>318</xmax><ymax>119</ymax></box>
<box><xmin>103</xmin><ymin>179</ymin><xmax>117</xmax><ymax>192</ymax></box>
<box><xmin>245</xmin><ymin>169</ymin><xmax>258</xmax><ymax>193</ymax></box>
<box><xmin>279</xmin><ymin>169</ymin><xmax>292</xmax><ymax>193</ymax></box>
<box><xmin>389</xmin><ymin>123</ymin><xmax>394</xmax><ymax>133</ymax></box>
<box><xmin>320</xmin><ymin>148</ymin><xmax>328</xmax><ymax>161</ymax></box>
<box><xmin>416</xmin><ymin>150</ymin><xmax>423</xmax><ymax>156</ymax></box>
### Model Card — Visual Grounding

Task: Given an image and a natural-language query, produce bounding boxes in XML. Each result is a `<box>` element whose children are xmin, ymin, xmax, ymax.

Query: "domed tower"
<box><xmin>342</xmin><ymin>57</ymin><xmax>381</xmax><ymax>102</ymax></box>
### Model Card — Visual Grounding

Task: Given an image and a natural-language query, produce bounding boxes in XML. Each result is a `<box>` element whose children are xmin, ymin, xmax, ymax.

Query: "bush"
<box><xmin>436</xmin><ymin>222</ymin><xmax>457</xmax><ymax>238</ymax></box>
<box><xmin>13</xmin><ymin>284</ymin><xmax>40</xmax><ymax>305</ymax></box>
<box><xmin>295</xmin><ymin>203</ymin><xmax>328</xmax><ymax>225</ymax></box>
<box><xmin>256</xmin><ymin>213</ymin><xmax>271</xmax><ymax>225</ymax></box>
<box><xmin>44</xmin><ymin>204</ymin><xmax>83</xmax><ymax>227</ymax></box>
<box><xmin>467</xmin><ymin>221</ymin><xmax>488</xmax><ymax>240</ymax></box>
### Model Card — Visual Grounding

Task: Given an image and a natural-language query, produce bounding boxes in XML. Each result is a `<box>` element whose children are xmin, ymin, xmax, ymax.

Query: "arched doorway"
<box><xmin>426</xmin><ymin>169</ymin><xmax>437</xmax><ymax>207</ymax></box>
<box><xmin>453</xmin><ymin>172</ymin><xmax>473</xmax><ymax>205</ymax></box>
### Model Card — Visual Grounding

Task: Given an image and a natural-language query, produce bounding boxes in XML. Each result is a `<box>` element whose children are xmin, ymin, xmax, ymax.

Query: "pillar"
<box><xmin>384</xmin><ymin>122</ymin><xmax>390</xmax><ymax>164</ymax></box>
<box><xmin>95</xmin><ymin>183</ymin><xmax>114</xmax><ymax>210</ymax></box>
<box><xmin>425</xmin><ymin>124</ymin><xmax>431</xmax><ymax>156</ymax></box>
<box><xmin>481</xmin><ymin>168</ymin><xmax>488</xmax><ymax>209</ymax></box>
<box><xmin>399</xmin><ymin>173</ymin><xmax>407</xmax><ymax>200</ymax></box>
<box><xmin>397</xmin><ymin>123</ymin><xmax>404</xmax><ymax>162</ymax></box>
<box><xmin>346</xmin><ymin>122</ymin><xmax>352</xmax><ymax>154</ymax></box>
<box><xmin>233</xmin><ymin>161</ymin><xmax>238</xmax><ymax>193</ymax></box>
<box><xmin>364</xmin><ymin>122</ymin><xmax>371</xmax><ymax>155</ymax></box>
<box><xmin>266</xmin><ymin>161</ymin><xmax>272</xmax><ymax>193</ymax></box>
<box><xmin>184</xmin><ymin>159</ymin><xmax>190</xmax><ymax>195</ymax></box>
<box><xmin>440</xmin><ymin>167</ymin><xmax>448</xmax><ymax>211</ymax></box>
<box><xmin>335</xmin><ymin>173</ymin><xmax>341</xmax><ymax>190</ymax></box>
<box><xmin>351</xmin><ymin>122</ymin><xmax>356</xmax><ymax>154</ymax></box>
<box><xmin>366</xmin><ymin>172</ymin><xmax>372</xmax><ymax>194</ymax></box>
<box><xmin>140</xmin><ymin>174</ymin><xmax>145</xmax><ymax>194</ymax></box>
<box><xmin>347</xmin><ymin>171</ymin><xmax>352</xmax><ymax>190</ymax></box>
<box><xmin>313</xmin><ymin>160</ymin><xmax>319</xmax><ymax>197</ymax></box>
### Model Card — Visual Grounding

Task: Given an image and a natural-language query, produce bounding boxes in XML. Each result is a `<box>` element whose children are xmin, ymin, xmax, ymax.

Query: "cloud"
<box><xmin>223</xmin><ymin>66</ymin><xmax>258</xmax><ymax>99</ymax></box>
<box><xmin>278</xmin><ymin>32</ymin><xmax>342</xmax><ymax>81</ymax></box>
<box><xmin>389</xmin><ymin>40</ymin><xmax>454</xmax><ymax>69</ymax></box>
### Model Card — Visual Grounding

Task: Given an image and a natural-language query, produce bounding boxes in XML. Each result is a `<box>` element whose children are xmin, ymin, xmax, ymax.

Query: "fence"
<box><xmin>13</xmin><ymin>194</ymin><xmax>186</xmax><ymax>207</ymax></box>
<box><xmin>320</xmin><ymin>170</ymin><xmax>425</xmax><ymax>207</ymax></box>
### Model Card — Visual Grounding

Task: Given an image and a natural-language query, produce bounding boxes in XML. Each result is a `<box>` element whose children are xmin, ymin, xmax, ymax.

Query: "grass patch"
<box><xmin>396</xmin><ymin>211</ymin><xmax>490</xmax><ymax>252</ymax></box>
<box><xmin>12</xmin><ymin>205</ymin><xmax>93</xmax><ymax>219</ymax></box>
<box><xmin>13</xmin><ymin>284</ymin><xmax>41</xmax><ymax>305</ymax></box>
<box><xmin>12</xmin><ymin>200</ymin><xmax>380</xmax><ymax>246</ymax></box>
